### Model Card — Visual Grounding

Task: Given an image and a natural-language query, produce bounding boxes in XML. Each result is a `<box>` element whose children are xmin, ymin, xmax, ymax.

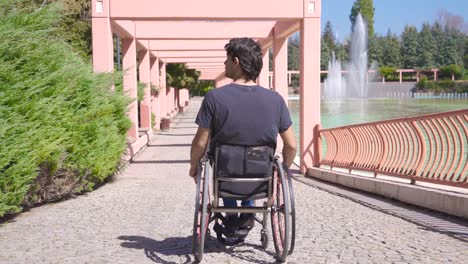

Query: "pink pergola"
<box><xmin>91</xmin><ymin>0</ymin><xmax>322</xmax><ymax>172</ymax></box>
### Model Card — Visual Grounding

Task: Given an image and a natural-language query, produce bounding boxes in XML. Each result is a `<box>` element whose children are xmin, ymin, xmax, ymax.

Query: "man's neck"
<box><xmin>232</xmin><ymin>77</ymin><xmax>257</xmax><ymax>86</ymax></box>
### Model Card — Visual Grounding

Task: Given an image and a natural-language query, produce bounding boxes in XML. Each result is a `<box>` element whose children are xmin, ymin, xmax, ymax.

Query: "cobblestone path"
<box><xmin>0</xmin><ymin>98</ymin><xmax>466</xmax><ymax>264</ymax></box>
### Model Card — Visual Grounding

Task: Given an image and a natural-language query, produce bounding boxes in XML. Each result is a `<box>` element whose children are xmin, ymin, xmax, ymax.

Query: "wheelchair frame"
<box><xmin>192</xmin><ymin>154</ymin><xmax>296</xmax><ymax>263</ymax></box>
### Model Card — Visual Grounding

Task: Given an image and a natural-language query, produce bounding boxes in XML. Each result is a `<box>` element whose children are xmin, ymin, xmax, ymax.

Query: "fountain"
<box><xmin>324</xmin><ymin>14</ymin><xmax>368</xmax><ymax>98</ymax></box>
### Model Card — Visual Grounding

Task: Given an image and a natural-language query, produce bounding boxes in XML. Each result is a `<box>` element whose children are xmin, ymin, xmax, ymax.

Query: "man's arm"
<box><xmin>279</xmin><ymin>126</ymin><xmax>297</xmax><ymax>168</ymax></box>
<box><xmin>189</xmin><ymin>127</ymin><xmax>211</xmax><ymax>179</ymax></box>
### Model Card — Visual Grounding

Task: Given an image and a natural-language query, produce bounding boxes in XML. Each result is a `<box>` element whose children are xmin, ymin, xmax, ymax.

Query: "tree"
<box><xmin>288</xmin><ymin>33</ymin><xmax>300</xmax><ymax>70</ymax></box>
<box><xmin>400</xmin><ymin>25</ymin><xmax>419</xmax><ymax>68</ymax></box>
<box><xmin>381</xmin><ymin>30</ymin><xmax>401</xmax><ymax>68</ymax></box>
<box><xmin>441</xmin><ymin>31</ymin><xmax>464</xmax><ymax>66</ymax></box>
<box><xmin>320</xmin><ymin>42</ymin><xmax>331</xmax><ymax>70</ymax></box>
<box><xmin>464</xmin><ymin>37</ymin><xmax>468</xmax><ymax>69</ymax></box>
<box><xmin>416</xmin><ymin>23</ymin><xmax>436</xmax><ymax>69</ymax></box>
<box><xmin>334</xmin><ymin>43</ymin><xmax>348</xmax><ymax>64</ymax></box>
<box><xmin>350</xmin><ymin>0</ymin><xmax>375</xmax><ymax>37</ymax></box>
<box><xmin>322</xmin><ymin>21</ymin><xmax>336</xmax><ymax>53</ymax></box>
<box><xmin>431</xmin><ymin>22</ymin><xmax>446</xmax><ymax>67</ymax></box>
<box><xmin>166</xmin><ymin>64</ymin><xmax>200</xmax><ymax>90</ymax></box>
<box><xmin>368</xmin><ymin>35</ymin><xmax>383</xmax><ymax>65</ymax></box>
<box><xmin>288</xmin><ymin>34</ymin><xmax>300</xmax><ymax>87</ymax></box>
<box><xmin>436</xmin><ymin>9</ymin><xmax>468</xmax><ymax>33</ymax></box>
<box><xmin>51</xmin><ymin>0</ymin><xmax>92</xmax><ymax>60</ymax></box>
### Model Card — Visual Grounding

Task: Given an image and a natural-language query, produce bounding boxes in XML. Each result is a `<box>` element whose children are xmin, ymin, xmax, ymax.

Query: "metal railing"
<box><xmin>316</xmin><ymin>109</ymin><xmax>468</xmax><ymax>188</ymax></box>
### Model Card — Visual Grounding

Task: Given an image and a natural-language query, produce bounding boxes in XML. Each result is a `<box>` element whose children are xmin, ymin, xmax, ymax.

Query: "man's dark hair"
<box><xmin>224</xmin><ymin>38</ymin><xmax>263</xmax><ymax>81</ymax></box>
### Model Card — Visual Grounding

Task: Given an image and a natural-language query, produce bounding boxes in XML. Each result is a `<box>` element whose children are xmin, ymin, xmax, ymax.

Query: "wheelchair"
<box><xmin>192</xmin><ymin>144</ymin><xmax>296</xmax><ymax>263</ymax></box>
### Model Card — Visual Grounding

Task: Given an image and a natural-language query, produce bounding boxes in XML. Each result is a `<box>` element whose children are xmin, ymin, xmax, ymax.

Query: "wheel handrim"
<box><xmin>271</xmin><ymin>165</ymin><xmax>290</xmax><ymax>262</ymax></box>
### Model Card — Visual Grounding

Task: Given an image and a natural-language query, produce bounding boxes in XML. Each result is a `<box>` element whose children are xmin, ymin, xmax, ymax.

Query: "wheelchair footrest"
<box><xmin>214</xmin><ymin>222</ymin><xmax>249</xmax><ymax>238</ymax></box>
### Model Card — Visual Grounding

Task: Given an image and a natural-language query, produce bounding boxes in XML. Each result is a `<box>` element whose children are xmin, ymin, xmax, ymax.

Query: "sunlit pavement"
<box><xmin>0</xmin><ymin>98</ymin><xmax>466</xmax><ymax>264</ymax></box>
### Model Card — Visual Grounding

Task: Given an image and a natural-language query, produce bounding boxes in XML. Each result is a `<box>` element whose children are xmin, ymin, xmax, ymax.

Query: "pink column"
<box><xmin>433</xmin><ymin>70</ymin><xmax>438</xmax><ymax>81</ymax></box>
<box><xmin>91</xmin><ymin>0</ymin><xmax>113</xmax><ymax>73</ymax></box>
<box><xmin>174</xmin><ymin>88</ymin><xmax>179</xmax><ymax>113</ymax></box>
<box><xmin>273</xmin><ymin>29</ymin><xmax>288</xmax><ymax>105</ymax></box>
<box><xmin>159</xmin><ymin>61</ymin><xmax>167</xmax><ymax>119</ymax></box>
<box><xmin>138</xmin><ymin>47</ymin><xmax>151</xmax><ymax>130</ymax></box>
<box><xmin>399</xmin><ymin>71</ymin><xmax>403</xmax><ymax>83</ymax></box>
<box><xmin>300</xmin><ymin>14</ymin><xmax>321</xmax><ymax>172</ymax></box>
<box><xmin>122</xmin><ymin>38</ymin><xmax>138</xmax><ymax>140</ymax></box>
<box><xmin>150</xmin><ymin>57</ymin><xmax>161</xmax><ymax>130</ymax></box>
<box><xmin>258</xmin><ymin>48</ymin><xmax>270</xmax><ymax>87</ymax></box>
<box><xmin>273</xmin><ymin>28</ymin><xmax>289</xmax><ymax>153</ymax></box>
<box><xmin>167</xmin><ymin>87</ymin><xmax>174</xmax><ymax>118</ymax></box>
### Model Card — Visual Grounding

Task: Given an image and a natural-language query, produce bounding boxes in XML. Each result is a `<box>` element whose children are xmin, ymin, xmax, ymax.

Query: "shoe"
<box><xmin>223</xmin><ymin>214</ymin><xmax>239</xmax><ymax>233</ymax></box>
<box><xmin>238</xmin><ymin>213</ymin><xmax>255</xmax><ymax>230</ymax></box>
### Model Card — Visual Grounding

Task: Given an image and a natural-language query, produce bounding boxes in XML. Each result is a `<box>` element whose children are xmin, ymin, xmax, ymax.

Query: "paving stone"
<box><xmin>0</xmin><ymin>98</ymin><xmax>466</xmax><ymax>263</ymax></box>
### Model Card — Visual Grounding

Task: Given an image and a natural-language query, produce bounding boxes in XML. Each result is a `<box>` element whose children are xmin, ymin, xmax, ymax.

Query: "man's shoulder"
<box><xmin>257</xmin><ymin>87</ymin><xmax>283</xmax><ymax>102</ymax></box>
<box><xmin>207</xmin><ymin>84</ymin><xmax>282</xmax><ymax>101</ymax></box>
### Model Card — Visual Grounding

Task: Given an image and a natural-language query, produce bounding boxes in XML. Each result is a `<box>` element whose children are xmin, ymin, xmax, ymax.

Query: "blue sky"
<box><xmin>321</xmin><ymin>0</ymin><xmax>468</xmax><ymax>41</ymax></box>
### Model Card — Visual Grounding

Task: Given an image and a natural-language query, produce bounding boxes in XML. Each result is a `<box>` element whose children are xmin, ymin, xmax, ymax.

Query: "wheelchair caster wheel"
<box><xmin>260</xmin><ymin>230</ymin><xmax>268</xmax><ymax>249</ymax></box>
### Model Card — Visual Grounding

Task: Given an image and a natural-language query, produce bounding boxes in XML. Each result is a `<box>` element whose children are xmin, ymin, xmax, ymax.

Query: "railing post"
<box><xmin>313</xmin><ymin>124</ymin><xmax>322</xmax><ymax>167</ymax></box>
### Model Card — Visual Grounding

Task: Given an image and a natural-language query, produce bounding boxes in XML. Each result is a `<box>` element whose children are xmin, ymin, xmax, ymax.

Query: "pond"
<box><xmin>288</xmin><ymin>98</ymin><xmax>468</xmax><ymax>142</ymax></box>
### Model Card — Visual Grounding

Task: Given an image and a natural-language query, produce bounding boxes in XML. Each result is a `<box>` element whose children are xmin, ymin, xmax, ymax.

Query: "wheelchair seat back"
<box><xmin>215</xmin><ymin>144</ymin><xmax>274</xmax><ymax>200</ymax></box>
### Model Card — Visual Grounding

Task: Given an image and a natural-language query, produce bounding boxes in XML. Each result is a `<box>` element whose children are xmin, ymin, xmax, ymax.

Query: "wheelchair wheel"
<box><xmin>260</xmin><ymin>230</ymin><xmax>268</xmax><ymax>250</ymax></box>
<box><xmin>192</xmin><ymin>160</ymin><xmax>211</xmax><ymax>262</ymax></box>
<box><xmin>285</xmin><ymin>167</ymin><xmax>296</xmax><ymax>255</ymax></box>
<box><xmin>271</xmin><ymin>161</ymin><xmax>291</xmax><ymax>262</ymax></box>
<box><xmin>260</xmin><ymin>201</ymin><xmax>269</xmax><ymax>250</ymax></box>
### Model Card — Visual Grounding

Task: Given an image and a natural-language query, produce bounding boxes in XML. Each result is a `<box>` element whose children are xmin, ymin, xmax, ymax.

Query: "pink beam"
<box><xmin>109</xmin><ymin>0</ymin><xmax>303</xmax><ymax>20</ymax></box>
<box><xmin>186</xmin><ymin>66</ymin><xmax>224</xmax><ymax>70</ymax></box>
<box><xmin>157</xmin><ymin>50</ymin><xmax>226</xmax><ymax>58</ymax></box>
<box><xmin>200</xmin><ymin>74</ymin><xmax>222</xmax><ymax>80</ymax></box>
<box><xmin>164</xmin><ymin>58</ymin><xmax>226</xmax><ymax>63</ymax></box>
<box><xmin>116</xmin><ymin>21</ymin><xmax>275</xmax><ymax>39</ymax></box>
<box><xmin>257</xmin><ymin>20</ymin><xmax>299</xmax><ymax>49</ymax></box>
<box><xmin>149</xmin><ymin>40</ymin><xmax>229</xmax><ymax>51</ymax></box>
<box><xmin>112</xmin><ymin>20</ymin><xmax>135</xmax><ymax>39</ymax></box>
<box><xmin>185</xmin><ymin>62</ymin><xmax>225</xmax><ymax>67</ymax></box>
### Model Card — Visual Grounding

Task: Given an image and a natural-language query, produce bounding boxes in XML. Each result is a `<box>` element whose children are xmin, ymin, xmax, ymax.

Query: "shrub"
<box><xmin>455</xmin><ymin>82</ymin><xmax>468</xmax><ymax>93</ymax></box>
<box><xmin>415</xmin><ymin>76</ymin><xmax>428</xmax><ymax>90</ymax></box>
<box><xmin>379</xmin><ymin>66</ymin><xmax>396</xmax><ymax>79</ymax></box>
<box><xmin>0</xmin><ymin>0</ymin><xmax>131</xmax><ymax>217</ymax></box>
<box><xmin>439</xmin><ymin>64</ymin><xmax>464</xmax><ymax>80</ymax></box>
<box><xmin>137</xmin><ymin>82</ymin><xmax>145</xmax><ymax>102</ymax></box>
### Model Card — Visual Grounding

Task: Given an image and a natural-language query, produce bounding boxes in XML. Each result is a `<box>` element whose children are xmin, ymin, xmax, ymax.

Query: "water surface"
<box><xmin>288</xmin><ymin>98</ymin><xmax>468</xmax><ymax>141</ymax></box>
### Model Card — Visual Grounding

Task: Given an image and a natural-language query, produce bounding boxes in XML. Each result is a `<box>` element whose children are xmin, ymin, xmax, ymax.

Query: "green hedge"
<box><xmin>415</xmin><ymin>77</ymin><xmax>468</xmax><ymax>94</ymax></box>
<box><xmin>0</xmin><ymin>1</ymin><xmax>131</xmax><ymax>217</ymax></box>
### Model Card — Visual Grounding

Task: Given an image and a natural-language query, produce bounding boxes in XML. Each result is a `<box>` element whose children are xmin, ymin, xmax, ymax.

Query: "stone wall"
<box><xmin>314</xmin><ymin>82</ymin><xmax>417</xmax><ymax>98</ymax></box>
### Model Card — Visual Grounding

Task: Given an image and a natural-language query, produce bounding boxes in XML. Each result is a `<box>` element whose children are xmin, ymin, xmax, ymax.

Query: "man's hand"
<box><xmin>189</xmin><ymin>127</ymin><xmax>210</xmax><ymax>184</ymax></box>
<box><xmin>189</xmin><ymin>165</ymin><xmax>198</xmax><ymax>183</ymax></box>
<box><xmin>279</xmin><ymin>126</ymin><xmax>297</xmax><ymax>168</ymax></box>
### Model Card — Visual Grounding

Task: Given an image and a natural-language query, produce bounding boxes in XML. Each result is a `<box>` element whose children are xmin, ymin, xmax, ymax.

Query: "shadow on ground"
<box><xmin>118</xmin><ymin>235</ymin><xmax>280</xmax><ymax>264</ymax></box>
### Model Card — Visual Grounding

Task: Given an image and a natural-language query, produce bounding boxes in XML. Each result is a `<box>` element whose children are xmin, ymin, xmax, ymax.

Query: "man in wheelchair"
<box><xmin>189</xmin><ymin>38</ymin><xmax>297</xmax><ymax>245</ymax></box>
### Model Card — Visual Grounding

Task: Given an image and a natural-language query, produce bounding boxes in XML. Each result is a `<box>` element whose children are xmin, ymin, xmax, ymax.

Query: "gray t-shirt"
<box><xmin>195</xmin><ymin>83</ymin><xmax>292</xmax><ymax>152</ymax></box>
